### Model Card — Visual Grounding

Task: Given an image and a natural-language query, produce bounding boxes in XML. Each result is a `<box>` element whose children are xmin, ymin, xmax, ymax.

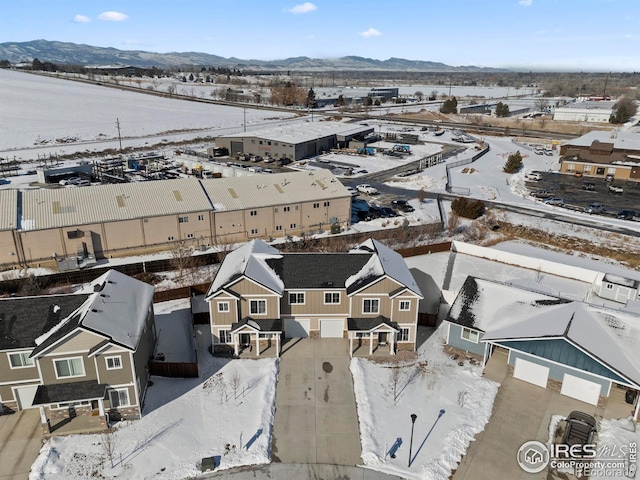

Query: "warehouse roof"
<box><xmin>19</xmin><ymin>178</ymin><xmax>211</xmax><ymax>230</ymax></box>
<box><xmin>200</xmin><ymin>169</ymin><xmax>350</xmax><ymax>212</ymax></box>
<box><xmin>0</xmin><ymin>189</ymin><xmax>18</xmax><ymax>231</ymax></box>
<box><xmin>563</xmin><ymin>130</ymin><xmax>640</xmax><ymax>152</ymax></box>
<box><xmin>217</xmin><ymin>122</ymin><xmax>373</xmax><ymax>144</ymax></box>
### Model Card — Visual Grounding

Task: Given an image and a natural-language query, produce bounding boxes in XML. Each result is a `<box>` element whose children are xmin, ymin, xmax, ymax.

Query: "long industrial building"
<box><xmin>0</xmin><ymin>170</ymin><xmax>352</xmax><ymax>268</ymax></box>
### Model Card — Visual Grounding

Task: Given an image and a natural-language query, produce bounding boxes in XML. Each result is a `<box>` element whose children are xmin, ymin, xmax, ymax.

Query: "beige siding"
<box><xmin>39</xmin><ymin>353</ymin><xmax>97</xmax><ymax>385</ymax></box>
<box><xmin>211</xmin><ymin>297</ymin><xmax>238</xmax><ymax>326</ymax></box>
<box><xmin>230</xmin><ymin>278</ymin><xmax>276</xmax><ymax>296</ymax></box>
<box><xmin>357</xmin><ymin>277</ymin><xmax>403</xmax><ymax>295</ymax></box>
<box><xmin>396</xmin><ymin>323</ymin><xmax>416</xmax><ymax>343</ymax></box>
<box><xmin>0</xmin><ymin>231</ymin><xmax>19</xmax><ymax>266</ymax></box>
<box><xmin>281</xmin><ymin>290</ymin><xmax>349</xmax><ymax>316</ymax></box>
<box><xmin>20</xmin><ymin>229</ymin><xmax>65</xmax><ymax>262</ymax></box>
<box><xmin>391</xmin><ymin>295</ymin><xmax>418</xmax><ymax>324</ymax></box>
<box><xmin>175</xmin><ymin>211</ymin><xmax>211</xmax><ymax>241</ymax></box>
<box><xmin>214</xmin><ymin>210</ymin><xmax>248</xmax><ymax>243</ymax></box>
<box><xmin>105</xmin><ymin>385</ymin><xmax>136</xmax><ymax>409</ymax></box>
<box><xmin>45</xmin><ymin>330</ymin><xmax>105</xmax><ymax>355</ymax></box>
<box><xmin>96</xmin><ymin>351</ymin><xmax>134</xmax><ymax>385</ymax></box>
<box><xmin>0</xmin><ymin>350</ymin><xmax>39</xmax><ymax>384</ymax></box>
<box><xmin>102</xmin><ymin>219</ymin><xmax>145</xmax><ymax>251</ymax></box>
<box><xmin>351</xmin><ymin>294</ymin><xmax>391</xmax><ymax>318</ymax></box>
<box><xmin>132</xmin><ymin>307</ymin><xmax>156</xmax><ymax>406</ymax></box>
<box><xmin>60</xmin><ymin>223</ymin><xmax>103</xmax><ymax>257</ymax></box>
<box><xmin>239</xmin><ymin>296</ymin><xmax>279</xmax><ymax>319</ymax></box>
<box><xmin>142</xmin><ymin>215</ymin><xmax>180</xmax><ymax>246</ymax></box>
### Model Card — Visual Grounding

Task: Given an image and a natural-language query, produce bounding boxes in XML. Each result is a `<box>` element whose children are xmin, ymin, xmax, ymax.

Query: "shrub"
<box><xmin>451</xmin><ymin>197</ymin><xmax>485</xmax><ymax>219</ymax></box>
<box><xmin>503</xmin><ymin>150</ymin><xmax>523</xmax><ymax>173</ymax></box>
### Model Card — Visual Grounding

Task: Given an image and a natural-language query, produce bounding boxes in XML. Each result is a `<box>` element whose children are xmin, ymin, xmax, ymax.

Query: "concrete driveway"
<box><xmin>453</xmin><ymin>374</ymin><xmax>599</xmax><ymax>480</ymax></box>
<box><xmin>0</xmin><ymin>409</ymin><xmax>43</xmax><ymax>480</ymax></box>
<box><xmin>271</xmin><ymin>338</ymin><xmax>363</xmax><ymax>466</ymax></box>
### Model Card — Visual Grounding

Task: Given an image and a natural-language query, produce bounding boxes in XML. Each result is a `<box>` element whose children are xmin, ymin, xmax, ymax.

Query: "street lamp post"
<box><xmin>408</xmin><ymin>413</ymin><xmax>417</xmax><ymax>467</ymax></box>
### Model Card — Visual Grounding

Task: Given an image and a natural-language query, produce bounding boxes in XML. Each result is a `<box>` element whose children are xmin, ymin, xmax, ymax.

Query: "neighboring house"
<box><xmin>0</xmin><ymin>270</ymin><xmax>156</xmax><ymax>433</ymax></box>
<box><xmin>205</xmin><ymin>238</ymin><xmax>423</xmax><ymax>357</ymax></box>
<box><xmin>446</xmin><ymin>276</ymin><xmax>640</xmax><ymax>418</ymax></box>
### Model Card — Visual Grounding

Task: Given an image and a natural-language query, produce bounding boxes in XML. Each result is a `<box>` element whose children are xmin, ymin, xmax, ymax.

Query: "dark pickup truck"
<box><xmin>562</xmin><ymin>411</ymin><xmax>597</xmax><ymax>451</ymax></box>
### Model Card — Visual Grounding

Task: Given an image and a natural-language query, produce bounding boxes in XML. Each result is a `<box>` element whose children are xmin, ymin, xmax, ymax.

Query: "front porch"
<box><xmin>230</xmin><ymin>318</ymin><xmax>283</xmax><ymax>358</ymax></box>
<box><xmin>347</xmin><ymin>317</ymin><xmax>399</xmax><ymax>357</ymax></box>
<box><xmin>46</xmin><ymin>412</ymin><xmax>107</xmax><ymax>436</ymax></box>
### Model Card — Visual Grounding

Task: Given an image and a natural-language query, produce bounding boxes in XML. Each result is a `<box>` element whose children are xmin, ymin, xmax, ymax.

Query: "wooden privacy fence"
<box><xmin>397</xmin><ymin>242</ymin><xmax>452</xmax><ymax>258</ymax></box>
<box><xmin>148</xmin><ymin>361</ymin><xmax>199</xmax><ymax>378</ymax></box>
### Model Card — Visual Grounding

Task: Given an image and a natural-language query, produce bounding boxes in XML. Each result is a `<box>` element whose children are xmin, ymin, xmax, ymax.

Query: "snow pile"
<box><xmin>350</xmin><ymin>323</ymin><xmax>499</xmax><ymax>480</ymax></box>
<box><xmin>29</xmin><ymin>312</ymin><xmax>278</xmax><ymax>480</ymax></box>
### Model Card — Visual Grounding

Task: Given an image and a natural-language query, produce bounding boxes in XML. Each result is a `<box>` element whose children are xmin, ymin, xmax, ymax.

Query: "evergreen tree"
<box><xmin>495</xmin><ymin>102</ymin><xmax>510</xmax><ymax>117</ymax></box>
<box><xmin>440</xmin><ymin>96</ymin><xmax>458</xmax><ymax>114</ymax></box>
<box><xmin>503</xmin><ymin>151</ymin><xmax>523</xmax><ymax>173</ymax></box>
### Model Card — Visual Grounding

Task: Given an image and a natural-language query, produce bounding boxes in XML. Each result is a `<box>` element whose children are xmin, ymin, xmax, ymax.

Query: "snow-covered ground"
<box><xmin>29</xmin><ymin>300</ymin><xmax>278</xmax><ymax>480</ymax></box>
<box><xmin>351</xmin><ymin>322</ymin><xmax>499</xmax><ymax>480</ymax></box>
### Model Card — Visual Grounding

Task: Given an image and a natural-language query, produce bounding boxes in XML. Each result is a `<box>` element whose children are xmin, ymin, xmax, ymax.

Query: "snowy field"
<box><xmin>351</xmin><ymin>323</ymin><xmax>499</xmax><ymax>480</ymax></box>
<box><xmin>29</xmin><ymin>300</ymin><xmax>278</xmax><ymax>480</ymax></box>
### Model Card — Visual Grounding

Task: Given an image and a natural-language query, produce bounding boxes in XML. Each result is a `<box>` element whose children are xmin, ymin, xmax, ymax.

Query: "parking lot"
<box><xmin>527</xmin><ymin>172</ymin><xmax>640</xmax><ymax>219</ymax></box>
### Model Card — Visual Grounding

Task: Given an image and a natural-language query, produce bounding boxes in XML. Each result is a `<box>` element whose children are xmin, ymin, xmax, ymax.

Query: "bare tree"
<box><xmin>534</xmin><ymin>98</ymin><xmax>549</xmax><ymax>113</ymax></box>
<box><xmin>389</xmin><ymin>366</ymin><xmax>402</xmax><ymax>405</ymax></box>
<box><xmin>231</xmin><ymin>370</ymin><xmax>241</xmax><ymax>400</ymax></box>
<box><xmin>101</xmin><ymin>430</ymin><xmax>118</xmax><ymax>468</ymax></box>
<box><xmin>414</xmin><ymin>91</ymin><xmax>424</xmax><ymax>101</ymax></box>
<box><xmin>417</xmin><ymin>188</ymin><xmax>426</xmax><ymax>209</ymax></box>
<box><xmin>447</xmin><ymin>213</ymin><xmax>461</xmax><ymax>235</ymax></box>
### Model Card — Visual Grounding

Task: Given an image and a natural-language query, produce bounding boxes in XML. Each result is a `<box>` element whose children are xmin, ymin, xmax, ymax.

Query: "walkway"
<box><xmin>271</xmin><ymin>338</ymin><xmax>362</xmax><ymax>465</ymax></box>
<box><xmin>0</xmin><ymin>410</ymin><xmax>43</xmax><ymax>480</ymax></box>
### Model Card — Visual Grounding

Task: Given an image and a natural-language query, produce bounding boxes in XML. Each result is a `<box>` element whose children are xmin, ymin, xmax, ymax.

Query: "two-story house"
<box><xmin>205</xmin><ymin>238</ymin><xmax>423</xmax><ymax>357</ymax></box>
<box><xmin>0</xmin><ymin>270</ymin><xmax>156</xmax><ymax>433</ymax></box>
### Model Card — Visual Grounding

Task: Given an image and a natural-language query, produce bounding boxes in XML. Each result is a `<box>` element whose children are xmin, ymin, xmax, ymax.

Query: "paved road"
<box><xmin>199</xmin><ymin>463</ymin><xmax>404</xmax><ymax>479</ymax></box>
<box><xmin>271</xmin><ymin>338</ymin><xmax>363</xmax><ymax>466</ymax></box>
<box><xmin>0</xmin><ymin>410</ymin><xmax>43</xmax><ymax>480</ymax></box>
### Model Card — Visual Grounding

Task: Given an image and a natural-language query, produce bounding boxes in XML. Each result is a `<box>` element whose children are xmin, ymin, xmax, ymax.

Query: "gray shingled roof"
<box><xmin>33</xmin><ymin>381</ymin><xmax>107</xmax><ymax>405</ymax></box>
<box><xmin>231</xmin><ymin>318</ymin><xmax>283</xmax><ymax>332</ymax></box>
<box><xmin>0</xmin><ymin>294</ymin><xmax>90</xmax><ymax>350</ymax></box>
<box><xmin>348</xmin><ymin>316</ymin><xmax>398</xmax><ymax>331</ymax></box>
<box><xmin>266</xmin><ymin>254</ymin><xmax>372</xmax><ymax>289</ymax></box>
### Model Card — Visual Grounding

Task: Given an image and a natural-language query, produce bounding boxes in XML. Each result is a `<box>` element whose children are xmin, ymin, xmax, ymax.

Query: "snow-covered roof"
<box><xmin>217</xmin><ymin>122</ymin><xmax>373</xmax><ymax>144</ymax></box>
<box><xmin>564</xmin><ymin>130</ymin><xmax>640</xmax><ymax>152</ymax></box>
<box><xmin>347</xmin><ymin>238</ymin><xmax>422</xmax><ymax>297</ymax></box>
<box><xmin>603</xmin><ymin>273</ymin><xmax>639</xmax><ymax>288</ymax></box>
<box><xmin>206</xmin><ymin>240</ymin><xmax>283</xmax><ymax>298</ymax></box>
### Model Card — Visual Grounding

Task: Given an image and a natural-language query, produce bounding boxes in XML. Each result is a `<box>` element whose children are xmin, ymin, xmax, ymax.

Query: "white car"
<box><xmin>59</xmin><ymin>177</ymin><xmax>80</xmax><ymax>186</ymax></box>
<box><xmin>608</xmin><ymin>184</ymin><xmax>624</xmax><ymax>194</ymax></box>
<box><xmin>356</xmin><ymin>184</ymin><xmax>378</xmax><ymax>195</ymax></box>
<box><xmin>526</xmin><ymin>172</ymin><xmax>543</xmax><ymax>181</ymax></box>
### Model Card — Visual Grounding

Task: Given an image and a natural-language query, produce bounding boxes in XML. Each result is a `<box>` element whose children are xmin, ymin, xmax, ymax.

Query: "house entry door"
<box><xmin>378</xmin><ymin>332</ymin><xmax>388</xmax><ymax>345</ymax></box>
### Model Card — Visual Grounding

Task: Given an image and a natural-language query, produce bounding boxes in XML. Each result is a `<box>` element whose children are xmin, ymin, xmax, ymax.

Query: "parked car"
<box><xmin>59</xmin><ymin>177</ymin><xmax>80</xmax><ymax>186</ymax></box>
<box><xmin>581</xmin><ymin>182</ymin><xmax>595</xmax><ymax>191</ymax></box>
<box><xmin>526</xmin><ymin>172</ymin><xmax>543</xmax><ymax>181</ymax></box>
<box><xmin>574</xmin><ymin>171</ymin><xmax>583</xmax><ymax>178</ymax></box>
<box><xmin>75</xmin><ymin>179</ymin><xmax>91</xmax><ymax>187</ymax></box>
<box><xmin>391</xmin><ymin>199</ymin><xmax>415</xmax><ymax>212</ymax></box>
<box><xmin>605</xmin><ymin>174</ymin><xmax>615</xmax><ymax>182</ymax></box>
<box><xmin>263</xmin><ymin>156</ymin><xmax>275</xmax><ymax>163</ymax></box>
<box><xmin>346</xmin><ymin>186</ymin><xmax>359</xmax><ymax>197</ymax></box>
<box><xmin>561</xmin><ymin>411</ymin><xmax>597</xmax><ymax>455</ymax></box>
<box><xmin>544</xmin><ymin>197</ymin><xmax>564</xmax><ymax>206</ymax></box>
<box><xmin>584</xmin><ymin>202</ymin><xmax>605</xmax><ymax>214</ymax></box>
<box><xmin>367</xmin><ymin>206</ymin><xmax>383</xmax><ymax>218</ymax></box>
<box><xmin>530</xmin><ymin>189</ymin><xmax>552</xmax><ymax>199</ymax></box>
<box><xmin>356</xmin><ymin>184</ymin><xmax>379</xmax><ymax>195</ymax></box>
<box><xmin>356</xmin><ymin>210</ymin><xmax>374</xmax><ymax>221</ymax></box>
<box><xmin>617</xmin><ymin>210</ymin><xmax>637</xmax><ymax>220</ymax></box>
<box><xmin>378</xmin><ymin>207</ymin><xmax>398</xmax><ymax>218</ymax></box>
<box><xmin>608</xmin><ymin>184</ymin><xmax>624</xmax><ymax>194</ymax></box>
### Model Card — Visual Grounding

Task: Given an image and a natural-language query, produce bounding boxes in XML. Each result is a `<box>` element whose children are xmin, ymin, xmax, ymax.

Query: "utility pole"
<box><xmin>115</xmin><ymin>118</ymin><xmax>123</xmax><ymax>152</ymax></box>
<box><xmin>602</xmin><ymin>72</ymin><xmax>610</xmax><ymax>99</ymax></box>
<box><xmin>243</xmin><ymin>107</ymin><xmax>246</xmax><ymax>133</ymax></box>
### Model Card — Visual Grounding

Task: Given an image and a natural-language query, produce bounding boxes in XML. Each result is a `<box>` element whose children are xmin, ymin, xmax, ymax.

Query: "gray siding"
<box><xmin>506</xmin><ymin>349</ymin><xmax>612</xmax><ymax>396</ymax></box>
<box><xmin>447</xmin><ymin>323</ymin><xmax>485</xmax><ymax>357</ymax></box>
<box><xmin>132</xmin><ymin>306</ymin><xmax>157</xmax><ymax>406</ymax></box>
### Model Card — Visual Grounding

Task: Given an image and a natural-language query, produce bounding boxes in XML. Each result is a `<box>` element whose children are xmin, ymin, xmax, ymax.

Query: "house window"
<box><xmin>187</xmin><ymin>233</ymin><xmax>194</xmax><ymax>238</ymax></box>
<box><xmin>178</xmin><ymin>216</ymin><xmax>189</xmax><ymax>223</ymax></box>
<box><xmin>168</xmin><ymin>236</ymin><xmax>174</xmax><ymax>241</ymax></box>
<box><xmin>274</xmin><ymin>208</ymin><xmax>279</xmax><ymax>213</ymax></box>
<box><xmin>109</xmin><ymin>388</ymin><xmax>130</xmax><ymax>408</ymax></box>
<box><xmin>313</xmin><ymin>203</ymin><xmax>320</xmax><ymax>208</ymax></box>
<box><xmin>275</xmin><ymin>225</ymin><xmax>283</xmax><ymax>231</ymax></box>
<box><xmin>607</xmin><ymin>167</ymin><xmax>616</xmax><ymax>174</ymax></box>
<box><xmin>583</xmin><ymin>165</ymin><xmax>591</xmax><ymax>172</ymax></box>
<box><xmin>219</xmin><ymin>330</ymin><xmax>232</xmax><ymax>343</ymax></box>
<box><xmin>251</xmin><ymin>228</ymin><xmax>259</xmax><ymax>235</ymax></box>
<box><xmin>324</xmin><ymin>292</ymin><xmax>340</xmax><ymax>304</ymax></box>
<box><xmin>250</xmin><ymin>210</ymin><xmax>257</xmax><ymax>216</ymax></box>
<box><xmin>250</xmin><ymin>299</ymin><xmax>267</xmax><ymax>315</ymax></box>
<box><xmin>399</xmin><ymin>300</ymin><xmax>411</xmax><ymax>311</ymax></box>
<box><xmin>324</xmin><ymin>201</ymin><xmax>330</xmax><ymax>207</ymax></box>
<box><xmin>606</xmin><ymin>284</ymin><xmax>614</xmax><ymax>290</ymax></box>
<box><xmin>283</xmin><ymin>206</ymin><xmax>290</xmax><ymax>212</ymax></box>
<box><xmin>198</xmin><ymin>214</ymin><xmax>205</xmax><ymax>221</ymax></box>
<box><xmin>398</xmin><ymin>328</ymin><xmax>410</xmax><ymax>342</ymax></box>
<box><xmin>567</xmin><ymin>163</ymin><xmax>575</xmax><ymax>171</ymax></box>
<box><xmin>289</xmin><ymin>292</ymin><xmax>305</xmax><ymax>304</ymax></box>
<box><xmin>355</xmin><ymin>332</ymin><xmax>367</xmax><ymax>338</ymax></box>
<box><xmin>267</xmin><ymin>141</ymin><xmax>272</xmax><ymax>146</ymax></box>
<box><xmin>217</xmin><ymin>301</ymin><xmax>230</xmax><ymax>312</ymax></box>
<box><xmin>105</xmin><ymin>356</ymin><xmax>122</xmax><ymax>370</ymax></box>
<box><xmin>461</xmin><ymin>327</ymin><xmax>479</xmax><ymax>343</ymax></box>
<box><xmin>8</xmin><ymin>351</ymin><xmax>34</xmax><ymax>368</ymax></box>
<box><xmin>295</xmin><ymin>206</ymin><xmax>299</xmax><ymax>211</ymax></box>
<box><xmin>290</xmin><ymin>223</ymin><xmax>297</xmax><ymax>229</ymax></box>
<box><xmin>54</xmin><ymin>357</ymin><xmax>85</xmax><ymax>378</ymax></box>
<box><xmin>363</xmin><ymin>298</ymin><xmax>379</xmax><ymax>314</ymax></box>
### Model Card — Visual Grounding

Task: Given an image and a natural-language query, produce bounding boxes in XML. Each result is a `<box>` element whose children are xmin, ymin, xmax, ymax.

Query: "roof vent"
<box><xmin>93</xmin><ymin>282</ymin><xmax>105</xmax><ymax>292</ymax></box>
<box><xmin>52</xmin><ymin>304</ymin><xmax>60</xmax><ymax>313</ymax></box>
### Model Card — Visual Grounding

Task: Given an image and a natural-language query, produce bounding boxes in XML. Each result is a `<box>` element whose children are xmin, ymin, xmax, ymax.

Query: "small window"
<box><xmin>355</xmin><ymin>332</ymin><xmax>367</xmax><ymax>338</ymax></box>
<box><xmin>295</xmin><ymin>206</ymin><xmax>299</xmax><ymax>211</ymax></box>
<box><xmin>54</xmin><ymin>357</ymin><xmax>85</xmax><ymax>378</ymax></box>
<box><xmin>313</xmin><ymin>203</ymin><xmax>320</xmax><ymax>209</ymax></box>
<box><xmin>259</xmin><ymin>140</ymin><xmax>263</xmax><ymax>145</ymax></box>
<box><xmin>187</xmin><ymin>233</ymin><xmax>194</xmax><ymax>238</ymax></box>
<box><xmin>290</xmin><ymin>223</ymin><xmax>297</xmax><ymax>229</ymax></box>
<box><xmin>363</xmin><ymin>299</ymin><xmax>379</xmax><ymax>314</ymax></box>
<box><xmin>109</xmin><ymin>388</ymin><xmax>130</xmax><ymax>408</ymax></box>
<box><xmin>324</xmin><ymin>201</ymin><xmax>330</xmax><ymax>207</ymax></box>
<box><xmin>399</xmin><ymin>300</ymin><xmax>411</xmax><ymax>311</ymax></box>
<box><xmin>219</xmin><ymin>330</ymin><xmax>232</xmax><ymax>343</ymax></box>
<box><xmin>250</xmin><ymin>299</ymin><xmax>267</xmax><ymax>315</ymax></box>
<box><xmin>275</xmin><ymin>225</ymin><xmax>283</xmax><ymax>231</ymax></box>
<box><xmin>461</xmin><ymin>327</ymin><xmax>479</xmax><ymax>343</ymax></box>
<box><xmin>250</xmin><ymin>210</ymin><xmax>257</xmax><ymax>216</ymax></box>
<box><xmin>250</xmin><ymin>228</ymin><xmax>259</xmax><ymax>235</ymax></box>
<box><xmin>289</xmin><ymin>292</ymin><xmax>305</xmax><ymax>304</ymax></box>
<box><xmin>606</xmin><ymin>284</ymin><xmax>614</xmax><ymax>290</ymax></box>
<box><xmin>105</xmin><ymin>356</ymin><xmax>122</xmax><ymax>370</ymax></box>
<box><xmin>198</xmin><ymin>214</ymin><xmax>205</xmax><ymax>221</ymax></box>
<box><xmin>274</xmin><ymin>208</ymin><xmax>279</xmax><ymax>213</ymax></box>
<box><xmin>283</xmin><ymin>206</ymin><xmax>290</xmax><ymax>212</ymax></box>
<box><xmin>607</xmin><ymin>167</ymin><xmax>616</xmax><ymax>174</ymax></box>
<box><xmin>217</xmin><ymin>301</ymin><xmax>230</xmax><ymax>312</ymax></box>
<box><xmin>8</xmin><ymin>351</ymin><xmax>34</xmax><ymax>368</ymax></box>
<box><xmin>178</xmin><ymin>216</ymin><xmax>189</xmax><ymax>223</ymax></box>
<box><xmin>168</xmin><ymin>236</ymin><xmax>174</xmax><ymax>241</ymax></box>
<box><xmin>268</xmin><ymin>141</ymin><xmax>272</xmax><ymax>146</ymax></box>
<box><xmin>398</xmin><ymin>328</ymin><xmax>410</xmax><ymax>342</ymax></box>
<box><xmin>324</xmin><ymin>292</ymin><xmax>340</xmax><ymax>304</ymax></box>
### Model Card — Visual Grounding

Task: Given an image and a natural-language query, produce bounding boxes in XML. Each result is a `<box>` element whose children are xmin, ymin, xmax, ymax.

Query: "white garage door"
<box><xmin>14</xmin><ymin>385</ymin><xmax>39</xmax><ymax>410</ymax></box>
<box><xmin>513</xmin><ymin>357</ymin><xmax>549</xmax><ymax>388</ymax></box>
<box><xmin>560</xmin><ymin>374</ymin><xmax>602</xmax><ymax>405</ymax></box>
<box><xmin>320</xmin><ymin>319</ymin><xmax>344</xmax><ymax>338</ymax></box>
<box><xmin>285</xmin><ymin>319</ymin><xmax>310</xmax><ymax>338</ymax></box>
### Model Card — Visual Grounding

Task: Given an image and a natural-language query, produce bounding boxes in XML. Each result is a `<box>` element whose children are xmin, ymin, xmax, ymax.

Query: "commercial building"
<box><xmin>553</xmin><ymin>101</ymin><xmax>615</xmax><ymax>123</ymax></box>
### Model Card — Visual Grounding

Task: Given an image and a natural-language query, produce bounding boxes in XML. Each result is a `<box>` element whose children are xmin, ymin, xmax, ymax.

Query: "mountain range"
<box><xmin>0</xmin><ymin>39</ymin><xmax>506</xmax><ymax>72</ymax></box>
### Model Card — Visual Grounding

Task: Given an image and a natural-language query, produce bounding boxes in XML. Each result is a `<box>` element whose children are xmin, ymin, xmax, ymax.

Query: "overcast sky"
<box><xmin>2</xmin><ymin>0</ymin><xmax>639</xmax><ymax>71</ymax></box>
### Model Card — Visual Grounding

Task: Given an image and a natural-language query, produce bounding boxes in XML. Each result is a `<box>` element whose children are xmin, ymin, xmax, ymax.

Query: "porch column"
<box><xmin>98</xmin><ymin>398</ymin><xmax>105</xmax><ymax>416</ymax></box>
<box><xmin>349</xmin><ymin>335</ymin><xmax>353</xmax><ymax>358</ymax></box>
<box><xmin>233</xmin><ymin>333</ymin><xmax>239</xmax><ymax>356</ymax></box>
<box><xmin>482</xmin><ymin>342</ymin><xmax>490</xmax><ymax>367</ymax></box>
<box><xmin>390</xmin><ymin>332</ymin><xmax>395</xmax><ymax>355</ymax></box>
<box><xmin>39</xmin><ymin>406</ymin><xmax>47</xmax><ymax>424</ymax></box>
<box><xmin>276</xmin><ymin>334</ymin><xmax>280</xmax><ymax>358</ymax></box>
<box><xmin>369</xmin><ymin>332</ymin><xmax>374</xmax><ymax>355</ymax></box>
<box><xmin>256</xmin><ymin>333</ymin><xmax>260</xmax><ymax>357</ymax></box>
